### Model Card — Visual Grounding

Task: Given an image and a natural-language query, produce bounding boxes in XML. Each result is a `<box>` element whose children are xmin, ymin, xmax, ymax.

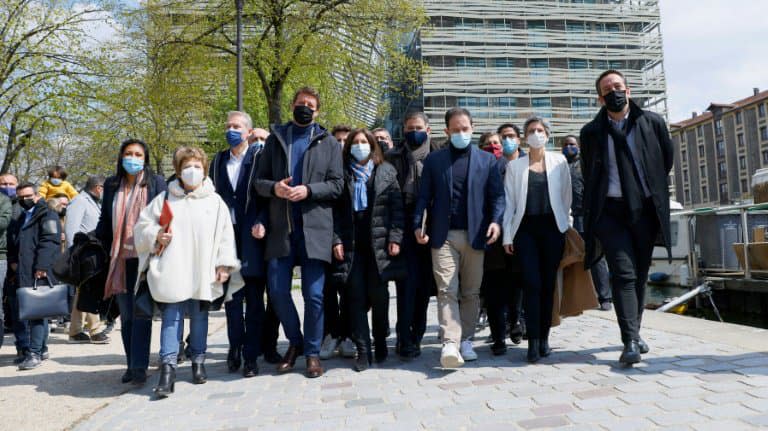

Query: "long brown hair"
<box><xmin>342</xmin><ymin>128</ymin><xmax>383</xmax><ymax>166</ymax></box>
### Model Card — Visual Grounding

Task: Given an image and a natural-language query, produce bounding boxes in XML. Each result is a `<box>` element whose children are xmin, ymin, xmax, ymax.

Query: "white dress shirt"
<box><xmin>226</xmin><ymin>149</ymin><xmax>245</xmax><ymax>223</ymax></box>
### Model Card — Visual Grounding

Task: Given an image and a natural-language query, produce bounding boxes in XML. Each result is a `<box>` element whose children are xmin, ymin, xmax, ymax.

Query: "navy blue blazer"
<box><xmin>210</xmin><ymin>144</ymin><xmax>266</xmax><ymax>278</ymax></box>
<box><xmin>414</xmin><ymin>145</ymin><xmax>505</xmax><ymax>251</ymax></box>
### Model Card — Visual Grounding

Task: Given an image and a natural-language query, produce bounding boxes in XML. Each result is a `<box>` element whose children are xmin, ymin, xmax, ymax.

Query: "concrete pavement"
<box><xmin>2</xmin><ymin>289</ymin><xmax>768</xmax><ymax>430</ymax></box>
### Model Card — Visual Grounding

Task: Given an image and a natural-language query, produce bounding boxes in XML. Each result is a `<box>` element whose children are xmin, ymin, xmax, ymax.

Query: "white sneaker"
<box><xmin>319</xmin><ymin>335</ymin><xmax>339</xmax><ymax>360</ymax></box>
<box><xmin>460</xmin><ymin>340</ymin><xmax>478</xmax><ymax>361</ymax></box>
<box><xmin>440</xmin><ymin>342</ymin><xmax>464</xmax><ymax>368</ymax></box>
<box><xmin>340</xmin><ymin>338</ymin><xmax>356</xmax><ymax>358</ymax></box>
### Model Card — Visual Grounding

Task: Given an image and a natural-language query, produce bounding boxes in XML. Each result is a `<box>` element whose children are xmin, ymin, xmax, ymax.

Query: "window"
<box><xmin>717</xmin><ymin>140</ymin><xmax>725</xmax><ymax>156</ymax></box>
<box><xmin>760</xmin><ymin>103</ymin><xmax>766</xmax><ymax>118</ymax></box>
<box><xmin>739</xmin><ymin>156</ymin><xmax>746</xmax><ymax>170</ymax></box>
<box><xmin>698</xmin><ymin>145</ymin><xmax>705</xmax><ymax>158</ymax></box>
<box><xmin>761</xmin><ymin>126</ymin><xmax>768</xmax><ymax>141</ymax></box>
<box><xmin>457</xmin><ymin>97</ymin><xmax>488</xmax><ymax>108</ymax></box>
<box><xmin>669</xmin><ymin>221</ymin><xmax>679</xmax><ymax>247</ymax></box>
<box><xmin>680</xmin><ymin>132</ymin><xmax>685</xmax><ymax>143</ymax></box>
<box><xmin>741</xmin><ymin>179</ymin><xmax>748</xmax><ymax>193</ymax></box>
<box><xmin>700</xmin><ymin>165</ymin><xmax>706</xmax><ymax>178</ymax></box>
<box><xmin>532</xmin><ymin>97</ymin><xmax>552</xmax><ymax>117</ymax></box>
<box><xmin>494</xmin><ymin>97</ymin><xmax>517</xmax><ymax>108</ymax></box>
<box><xmin>681</xmin><ymin>150</ymin><xmax>687</xmax><ymax>163</ymax></box>
<box><xmin>683</xmin><ymin>169</ymin><xmax>689</xmax><ymax>182</ymax></box>
<box><xmin>763</xmin><ymin>150</ymin><xmax>768</xmax><ymax>164</ymax></box>
<box><xmin>736</xmin><ymin>111</ymin><xmax>742</xmax><ymax>125</ymax></box>
<box><xmin>738</xmin><ymin>133</ymin><xmax>745</xmax><ymax>147</ymax></box>
<box><xmin>568</xmin><ymin>59</ymin><xmax>588</xmax><ymax>69</ymax></box>
<box><xmin>715</xmin><ymin>119</ymin><xmax>723</xmax><ymax>135</ymax></box>
<box><xmin>456</xmin><ymin>57</ymin><xmax>486</xmax><ymax>68</ymax></box>
<box><xmin>684</xmin><ymin>189</ymin><xmax>691</xmax><ymax>202</ymax></box>
<box><xmin>494</xmin><ymin>58</ymin><xmax>514</xmax><ymax>68</ymax></box>
<box><xmin>719</xmin><ymin>161</ymin><xmax>727</xmax><ymax>177</ymax></box>
<box><xmin>697</xmin><ymin>125</ymin><xmax>703</xmax><ymax>138</ymax></box>
<box><xmin>572</xmin><ymin>97</ymin><xmax>591</xmax><ymax>118</ymax></box>
<box><xmin>720</xmin><ymin>182</ymin><xmax>728</xmax><ymax>196</ymax></box>
<box><xmin>702</xmin><ymin>186</ymin><xmax>708</xmax><ymax>202</ymax></box>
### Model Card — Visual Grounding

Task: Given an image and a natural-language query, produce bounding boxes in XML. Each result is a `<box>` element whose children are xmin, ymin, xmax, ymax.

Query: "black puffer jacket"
<box><xmin>332</xmin><ymin>162</ymin><xmax>406</xmax><ymax>283</ymax></box>
<box><xmin>7</xmin><ymin>199</ymin><xmax>61</xmax><ymax>288</ymax></box>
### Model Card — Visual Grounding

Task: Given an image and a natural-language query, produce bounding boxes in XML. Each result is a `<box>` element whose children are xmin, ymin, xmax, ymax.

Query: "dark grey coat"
<box><xmin>254</xmin><ymin>122</ymin><xmax>343</xmax><ymax>263</ymax></box>
<box><xmin>579</xmin><ymin>101</ymin><xmax>674</xmax><ymax>268</ymax></box>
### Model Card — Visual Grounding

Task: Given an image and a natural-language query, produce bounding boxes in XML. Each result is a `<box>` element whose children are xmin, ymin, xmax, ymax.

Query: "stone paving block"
<box><xmin>345</xmin><ymin>397</ymin><xmax>385</xmax><ymax>408</ymax></box>
<box><xmin>658</xmin><ymin>376</ymin><xmax>703</xmax><ymax>389</ymax></box>
<box><xmin>487</xmin><ymin>397</ymin><xmax>535</xmax><ymax>411</ymax></box>
<box><xmin>743</xmin><ymin>413</ymin><xmax>768</xmax><ymax>427</ymax></box>
<box><xmin>736</xmin><ymin>367</ymin><xmax>768</xmax><ymax>376</ymax></box>
<box><xmin>657</xmin><ymin>396</ymin><xmax>708</xmax><ymax>411</ymax></box>
<box><xmin>574</xmin><ymin>387</ymin><xmax>618</xmax><ymax>400</ymax></box>
<box><xmin>618</xmin><ymin>391</ymin><xmax>670</xmax><ymax>405</ymax></box>
<box><xmin>690</xmin><ymin>419</ymin><xmax>758</xmax><ymax>431</ymax></box>
<box><xmin>664</xmin><ymin>385</ymin><xmax>712</xmax><ymax>398</ymax></box>
<box><xmin>531</xmin><ymin>391</ymin><xmax>577</xmax><ymax>406</ymax></box>
<box><xmin>704</xmin><ymin>391</ymin><xmax>757</xmax><ymax>405</ymax></box>
<box><xmin>649</xmin><ymin>411</ymin><xmax>708</xmax><ymax>426</ymax></box>
<box><xmin>702</xmin><ymin>380</ymin><xmax>752</xmax><ymax>393</ymax></box>
<box><xmin>517</xmin><ymin>415</ymin><xmax>570</xmax><ymax>429</ymax></box>
<box><xmin>574</xmin><ymin>396</ymin><xmax>625</xmax><ymax>410</ymax></box>
<box><xmin>734</xmin><ymin>356</ymin><xmax>768</xmax><ymax>367</ymax></box>
<box><xmin>609</xmin><ymin>403</ymin><xmax>663</xmax><ymax>418</ymax></box>
<box><xmin>595</xmin><ymin>417</ymin><xmax>655</xmax><ymax>431</ymax></box>
<box><xmin>741</xmin><ymin>397</ymin><xmax>768</xmax><ymax>413</ymax></box>
<box><xmin>565</xmin><ymin>408</ymin><xmax>618</xmax><ymax>425</ymax></box>
<box><xmin>470</xmin><ymin>407</ymin><xmax>535</xmax><ymax>424</ymax></box>
<box><xmin>531</xmin><ymin>404</ymin><xmax>574</xmax><ymax>416</ymax></box>
<box><xmin>699</xmin><ymin>403</ymin><xmax>764</xmax><ymax>420</ymax></box>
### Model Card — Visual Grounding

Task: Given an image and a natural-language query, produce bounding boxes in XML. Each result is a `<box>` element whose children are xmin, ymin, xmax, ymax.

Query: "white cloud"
<box><xmin>660</xmin><ymin>0</ymin><xmax>768</xmax><ymax>123</ymax></box>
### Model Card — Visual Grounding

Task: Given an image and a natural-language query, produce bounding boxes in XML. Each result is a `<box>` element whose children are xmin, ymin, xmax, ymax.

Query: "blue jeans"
<box><xmin>114</xmin><ymin>258</ymin><xmax>152</xmax><ymax>370</ymax></box>
<box><xmin>267</xmin><ymin>232</ymin><xmax>325</xmax><ymax>357</ymax></box>
<box><xmin>225</xmin><ymin>276</ymin><xmax>266</xmax><ymax>361</ymax></box>
<box><xmin>0</xmin><ymin>259</ymin><xmax>6</xmax><ymax>348</ymax></box>
<box><xmin>160</xmin><ymin>300</ymin><xmax>208</xmax><ymax>365</ymax></box>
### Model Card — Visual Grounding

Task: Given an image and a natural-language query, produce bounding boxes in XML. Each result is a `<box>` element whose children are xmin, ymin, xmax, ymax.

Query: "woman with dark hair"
<box><xmin>332</xmin><ymin>128</ymin><xmax>405</xmax><ymax>371</ymax></box>
<box><xmin>95</xmin><ymin>138</ymin><xmax>167</xmax><ymax>384</ymax></box>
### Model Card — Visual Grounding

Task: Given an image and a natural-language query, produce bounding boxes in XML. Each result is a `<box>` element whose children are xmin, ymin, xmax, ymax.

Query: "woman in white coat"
<box><xmin>502</xmin><ymin>117</ymin><xmax>572</xmax><ymax>363</ymax></box>
<box><xmin>135</xmin><ymin>146</ymin><xmax>243</xmax><ymax>398</ymax></box>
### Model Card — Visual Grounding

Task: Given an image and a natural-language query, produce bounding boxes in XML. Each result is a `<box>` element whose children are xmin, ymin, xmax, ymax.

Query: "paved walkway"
<box><xmin>3</xmin><ymin>289</ymin><xmax>768</xmax><ymax>431</ymax></box>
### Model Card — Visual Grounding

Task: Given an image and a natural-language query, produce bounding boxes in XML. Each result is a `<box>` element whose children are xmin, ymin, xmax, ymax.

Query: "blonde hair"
<box><xmin>173</xmin><ymin>146</ymin><xmax>209</xmax><ymax>177</ymax></box>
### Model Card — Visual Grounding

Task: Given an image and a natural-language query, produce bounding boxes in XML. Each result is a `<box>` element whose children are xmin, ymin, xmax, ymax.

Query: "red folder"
<box><xmin>156</xmin><ymin>200</ymin><xmax>173</xmax><ymax>255</ymax></box>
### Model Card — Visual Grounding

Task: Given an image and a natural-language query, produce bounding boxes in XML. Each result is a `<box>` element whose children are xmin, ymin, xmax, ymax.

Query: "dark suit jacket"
<box><xmin>211</xmin><ymin>144</ymin><xmax>266</xmax><ymax>277</ymax></box>
<box><xmin>7</xmin><ymin>199</ymin><xmax>61</xmax><ymax>288</ymax></box>
<box><xmin>414</xmin><ymin>145</ymin><xmax>505</xmax><ymax>251</ymax></box>
<box><xmin>579</xmin><ymin>101</ymin><xmax>674</xmax><ymax>268</ymax></box>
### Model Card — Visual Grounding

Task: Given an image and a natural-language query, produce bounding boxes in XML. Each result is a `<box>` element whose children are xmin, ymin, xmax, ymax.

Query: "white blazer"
<box><xmin>502</xmin><ymin>151</ymin><xmax>572</xmax><ymax>246</ymax></box>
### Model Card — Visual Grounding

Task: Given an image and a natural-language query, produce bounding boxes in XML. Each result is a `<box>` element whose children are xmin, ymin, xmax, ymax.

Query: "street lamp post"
<box><xmin>235</xmin><ymin>0</ymin><xmax>244</xmax><ymax>111</ymax></box>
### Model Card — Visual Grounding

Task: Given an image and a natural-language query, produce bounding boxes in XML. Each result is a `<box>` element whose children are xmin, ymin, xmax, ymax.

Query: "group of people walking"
<box><xmin>0</xmin><ymin>69</ymin><xmax>673</xmax><ymax>399</ymax></box>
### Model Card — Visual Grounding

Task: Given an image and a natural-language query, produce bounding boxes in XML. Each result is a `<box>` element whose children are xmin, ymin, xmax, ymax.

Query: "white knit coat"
<box><xmin>134</xmin><ymin>178</ymin><xmax>243</xmax><ymax>303</ymax></box>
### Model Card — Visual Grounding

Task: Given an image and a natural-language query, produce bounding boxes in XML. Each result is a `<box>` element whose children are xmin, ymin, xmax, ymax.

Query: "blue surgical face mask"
<box><xmin>252</xmin><ymin>139</ymin><xmax>265</xmax><ymax>151</ymax></box>
<box><xmin>562</xmin><ymin>146</ymin><xmax>579</xmax><ymax>157</ymax></box>
<box><xmin>0</xmin><ymin>186</ymin><xmax>16</xmax><ymax>198</ymax></box>
<box><xmin>450</xmin><ymin>132</ymin><xmax>472</xmax><ymax>150</ymax></box>
<box><xmin>350</xmin><ymin>143</ymin><xmax>371</xmax><ymax>162</ymax></box>
<box><xmin>404</xmin><ymin>130</ymin><xmax>429</xmax><ymax>149</ymax></box>
<box><xmin>122</xmin><ymin>157</ymin><xmax>144</xmax><ymax>175</ymax></box>
<box><xmin>226</xmin><ymin>129</ymin><xmax>244</xmax><ymax>147</ymax></box>
<box><xmin>50</xmin><ymin>178</ymin><xmax>62</xmax><ymax>186</ymax></box>
<box><xmin>502</xmin><ymin>137</ymin><xmax>519</xmax><ymax>156</ymax></box>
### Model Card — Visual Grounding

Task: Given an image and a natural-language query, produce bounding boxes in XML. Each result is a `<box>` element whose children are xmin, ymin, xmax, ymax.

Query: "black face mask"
<box><xmin>377</xmin><ymin>140</ymin><xmax>389</xmax><ymax>153</ymax></box>
<box><xmin>59</xmin><ymin>208</ymin><xmax>67</xmax><ymax>218</ymax></box>
<box><xmin>603</xmin><ymin>90</ymin><xmax>627</xmax><ymax>113</ymax></box>
<box><xmin>19</xmin><ymin>197</ymin><xmax>35</xmax><ymax>210</ymax></box>
<box><xmin>293</xmin><ymin>105</ymin><xmax>314</xmax><ymax>126</ymax></box>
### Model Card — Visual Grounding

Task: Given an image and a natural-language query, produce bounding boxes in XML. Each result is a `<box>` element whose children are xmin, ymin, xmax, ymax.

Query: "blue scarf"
<box><xmin>350</xmin><ymin>160</ymin><xmax>373</xmax><ymax>212</ymax></box>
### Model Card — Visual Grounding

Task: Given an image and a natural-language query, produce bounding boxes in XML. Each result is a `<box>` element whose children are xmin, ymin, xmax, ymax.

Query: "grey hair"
<box><xmin>523</xmin><ymin>116</ymin><xmax>552</xmax><ymax>137</ymax></box>
<box><xmin>84</xmin><ymin>175</ymin><xmax>105</xmax><ymax>192</ymax></box>
<box><xmin>227</xmin><ymin>111</ymin><xmax>253</xmax><ymax>129</ymax></box>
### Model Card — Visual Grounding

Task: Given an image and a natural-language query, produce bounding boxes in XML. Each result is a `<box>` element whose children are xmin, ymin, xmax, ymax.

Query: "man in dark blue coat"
<box><xmin>8</xmin><ymin>182</ymin><xmax>61</xmax><ymax>370</ymax></box>
<box><xmin>211</xmin><ymin>111</ymin><xmax>281</xmax><ymax>377</ymax></box>
<box><xmin>414</xmin><ymin>107</ymin><xmax>505</xmax><ymax>368</ymax></box>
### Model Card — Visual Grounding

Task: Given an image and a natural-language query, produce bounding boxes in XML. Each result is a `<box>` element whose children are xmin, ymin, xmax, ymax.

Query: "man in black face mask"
<box><xmin>579</xmin><ymin>70</ymin><xmax>674</xmax><ymax>366</ymax></box>
<box><xmin>254</xmin><ymin>86</ymin><xmax>343</xmax><ymax>378</ymax></box>
<box><xmin>384</xmin><ymin>111</ymin><xmax>435</xmax><ymax>360</ymax></box>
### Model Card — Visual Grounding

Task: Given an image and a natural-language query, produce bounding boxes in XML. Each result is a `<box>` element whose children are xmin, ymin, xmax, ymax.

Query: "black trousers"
<box><xmin>514</xmin><ymin>215</ymin><xmax>565</xmax><ymax>340</ymax></box>
<box><xmin>323</xmin><ymin>275</ymin><xmax>350</xmax><ymax>340</ymax></box>
<box><xmin>482</xmin><ymin>267</ymin><xmax>523</xmax><ymax>343</ymax></box>
<box><xmin>594</xmin><ymin>198</ymin><xmax>659</xmax><ymax>344</ymax></box>
<box><xmin>395</xmin><ymin>216</ymin><xmax>433</xmax><ymax>351</ymax></box>
<box><xmin>346</xmin><ymin>243</ymin><xmax>389</xmax><ymax>357</ymax></box>
<box><xmin>575</xmin><ymin>216</ymin><xmax>612</xmax><ymax>303</ymax></box>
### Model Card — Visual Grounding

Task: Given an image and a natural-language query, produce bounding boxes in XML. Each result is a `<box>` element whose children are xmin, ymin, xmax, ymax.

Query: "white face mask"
<box><xmin>526</xmin><ymin>132</ymin><xmax>548</xmax><ymax>149</ymax></box>
<box><xmin>181</xmin><ymin>166</ymin><xmax>204</xmax><ymax>188</ymax></box>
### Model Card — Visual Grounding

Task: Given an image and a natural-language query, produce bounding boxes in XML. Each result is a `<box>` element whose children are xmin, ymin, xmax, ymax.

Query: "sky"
<box><xmin>659</xmin><ymin>0</ymin><xmax>768</xmax><ymax>123</ymax></box>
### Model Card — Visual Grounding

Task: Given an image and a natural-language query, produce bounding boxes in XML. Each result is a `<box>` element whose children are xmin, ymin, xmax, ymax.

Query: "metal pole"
<box><xmin>235</xmin><ymin>0</ymin><xmax>244</xmax><ymax>111</ymax></box>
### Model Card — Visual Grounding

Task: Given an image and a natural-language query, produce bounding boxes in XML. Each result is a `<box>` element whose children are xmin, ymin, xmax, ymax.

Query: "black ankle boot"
<box><xmin>192</xmin><ymin>362</ymin><xmax>207</xmax><ymax>384</ymax></box>
<box><xmin>539</xmin><ymin>338</ymin><xmax>552</xmax><ymax>357</ymax></box>
<box><xmin>227</xmin><ymin>347</ymin><xmax>241</xmax><ymax>373</ymax></box>
<box><xmin>527</xmin><ymin>339</ymin><xmax>541</xmax><ymax>363</ymax></box>
<box><xmin>354</xmin><ymin>352</ymin><xmax>370</xmax><ymax>372</ymax></box>
<box><xmin>374</xmin><ymin>338</ymin><xmax>388</xmax><ymax>363</ymax></box>
<box><xmin>154</xmin><ymin>364</ymin><xmax>176</xmax><ymax>398</ymax></box>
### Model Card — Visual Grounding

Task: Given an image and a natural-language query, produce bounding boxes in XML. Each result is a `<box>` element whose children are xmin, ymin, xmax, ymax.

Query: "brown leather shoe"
<box><xmin>276</xmin><ymin>345</ymin><xmax>302</xmax><ymax>374</ymax></box>
<box><xmin>306</xmin><ymin>356</ymin><xmax>323</xmax><ymax>378</ymax></box>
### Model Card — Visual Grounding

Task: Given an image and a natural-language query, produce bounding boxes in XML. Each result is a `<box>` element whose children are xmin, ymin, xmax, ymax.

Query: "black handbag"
<box><xmin>17</xmin><ymin>277</ymin><xmax>70</xmax><ymax>320</ymax></box>
<box><xmin>134</xmin><ymin>270</ymin><xmax>155</xmax><ymax>319</ymax></box>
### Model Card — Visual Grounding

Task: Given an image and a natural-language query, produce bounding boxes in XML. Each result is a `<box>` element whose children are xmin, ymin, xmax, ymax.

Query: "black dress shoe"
<box><xmin>262</xmin><ymin>350</ymin><xmax>283</xmax><ymax>364</ymax></box>
<box><xmin>637</xmin><ymin>338</ymin><xmax>650</xmax><ymax>354</ymax></box>
<box><xmin>539</xmin><ymin>339</ymin><xmax>552</xmax><ymax>357</ymax></box>
<box><xmin>374</xmin><ymin>339</ymin><xmax>388</xmax><ymax>363</ymax></box>
<box><xmin>131</xmin><ymin>369</ymin><xmax>147</xmax><ymax>385</ymax></box>
<box><xmin>619</xmin><ymin>341</ymin><xmax>642</xmax><ymax>365</ymax></box>
<box><xmin>192</xmin><ymin>363</ymin><xmax>207</xmax><ymax>384</ymax></box>
<box><xmin>121</xmin><ymin>369</ymin><xmax>133</xmax><ymax>384</ymax></box>
<box><xmin>491</xmin><ymin>340</ymin><xmax>507</xmax><ymax>356</ymax></box>
<box><xmin>227</xmin><ymin>347</ymin><xmax>241</xmax><ymax>373</ymax></box>
<box><xmin>527</xmin><ymin>339</ymin><xmax>541</xmax><ymax>363</ymax></box>
<box><xmin>154</xmin><ymin>364</ymin><xmax>175</xmax><ymax>398</ymax></box>
<box><xmin>243</xmin><ymin>360</ymin><xmax>259</xmax><ymax>378</ymax></box>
